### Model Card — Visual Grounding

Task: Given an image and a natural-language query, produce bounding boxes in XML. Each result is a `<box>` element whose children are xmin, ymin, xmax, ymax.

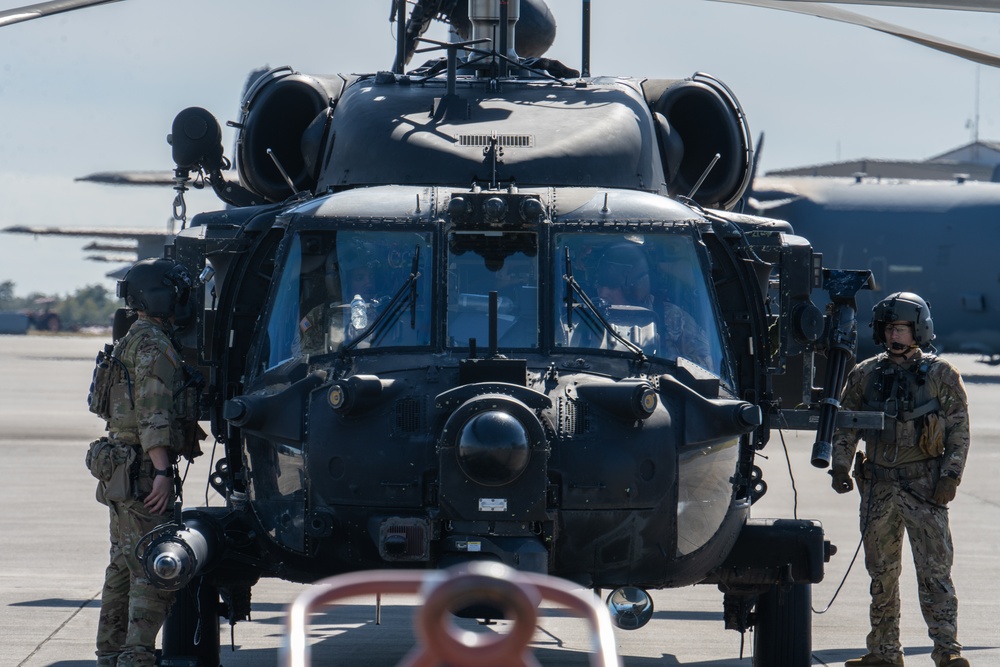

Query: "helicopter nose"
<box><xmin>456</xmin><ymin>410</ymin><xmax>531</xmax><ymax>486</ymax></box>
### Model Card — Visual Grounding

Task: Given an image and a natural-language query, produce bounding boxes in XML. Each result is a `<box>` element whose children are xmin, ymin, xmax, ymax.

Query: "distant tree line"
<box><xmin>0</xmin><ymin>280</ymin><xmax>118</xmax><ymax>330</ymax></box>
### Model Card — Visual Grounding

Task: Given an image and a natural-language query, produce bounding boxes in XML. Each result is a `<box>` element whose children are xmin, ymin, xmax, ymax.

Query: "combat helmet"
<box><xmin>596</xmin><ymin>243</ymin><xmax>650</xmax><ymax>303</ymax></box>
<box><xmin>117</xmin><ymin>258</ymin><xmax>193</xmax><ymax>319</ymax></box>
<box><xmin>871</xmin><ymin>291</ymin><xmax>934</xmax><ymax>347</ymax></box>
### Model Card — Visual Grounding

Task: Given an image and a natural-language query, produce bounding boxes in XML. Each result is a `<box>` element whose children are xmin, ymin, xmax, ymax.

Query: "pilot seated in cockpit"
<box><xmin>588</xmin><ymin>242</ymin><xmax>711</xmax><ymax>368</ymax></box>
<box><xmin>298</xmin><ymin>251</ymin><xmax>378</xmax><ymax>355</ymax></box>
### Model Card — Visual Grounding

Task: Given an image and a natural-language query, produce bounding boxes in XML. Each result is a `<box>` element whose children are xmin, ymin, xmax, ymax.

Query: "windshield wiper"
<box><xmin>343</xmin><ymin>246</ymin><xmax>421</xmax><ymax>353</ymax></box>
<box><xmin>562</xmin><ymin>248</ymin><xmax>647</xmax><ymax>362</ymax></box>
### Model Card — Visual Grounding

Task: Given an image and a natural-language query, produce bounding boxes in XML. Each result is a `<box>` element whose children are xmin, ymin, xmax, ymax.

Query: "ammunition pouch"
<box><xmin>86</xmin><ymin>437</ymin><xmax>114</xmax><ymax>482</ymax></box>
<box><xmin>918</xmin><ymin>410</ymin><xmax>946</xmax><ymax>458</ymax></box>
<box><xmin>86</xmin><ymin>437</ymin><xmax>140</xmax><ymax>504</ymax></box>
<box><xmin>87</xmin><ymin>344</ymin><xmax>115</xmax><ymax>420</ymax></box>
<box><xmin>88</xmin><ymin>339</ymin><xmax>134</xmax><ymax>421</ymax></box>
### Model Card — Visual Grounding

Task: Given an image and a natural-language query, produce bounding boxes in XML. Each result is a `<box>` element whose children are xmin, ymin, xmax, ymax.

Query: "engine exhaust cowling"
<box><xmin>644</xmin><ymin>74</ymin><xmax>753</xmax><ymax>211</ymax></box>
<box><xmin>236</xmin><ymin>67</ymin><xmax>350</xmax><ymax>202</ymax></box>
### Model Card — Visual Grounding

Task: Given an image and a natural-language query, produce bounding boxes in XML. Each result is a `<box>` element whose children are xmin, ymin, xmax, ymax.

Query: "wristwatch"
<box><xmin>153</xmin><ymin>467</ymin><xmax>172</xmax><ymax>477</ymax></box>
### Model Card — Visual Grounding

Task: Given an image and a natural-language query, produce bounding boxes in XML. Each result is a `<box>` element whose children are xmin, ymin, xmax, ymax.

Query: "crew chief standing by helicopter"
<box><xmin>829</xmin><ymin>292</ymin><xmax>971</xmax><ymax>667</ymax></box>
<box><xmin>85</xmin><ymin>258</ymin><xmax>204</xmax><ymax>667</ymax></box>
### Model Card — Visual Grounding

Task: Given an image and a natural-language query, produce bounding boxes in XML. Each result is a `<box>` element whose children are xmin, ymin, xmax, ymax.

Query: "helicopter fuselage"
<box><xmin>148</xmin><ymin>40</ymin><xmax>863</xmax><ymax>664</ymax></box>
<box><xmin>210</xmin><ymin>184</ymin><xmax>760</xmax><ymax>591</ymax></box>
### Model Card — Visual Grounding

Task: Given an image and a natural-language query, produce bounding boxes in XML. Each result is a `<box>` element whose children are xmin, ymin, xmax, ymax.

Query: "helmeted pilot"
<box><xmin>595</xmin><ymin>243</ymin><xmax>652</xmax><ymax>307</ymax></box>
<box><xmin>830</xmin><ymin>292</ymin><xmax>970</xmax><ymax>667</ymax></box>
<box><xmin>298</xmin><ymin>243</ymin><xmax>381</xmax><ymax>353</ymax></box>
<box><xmin>593</xmin><ymin>242</ymin><xmax>711</xmax><ymax>367</ymax></box>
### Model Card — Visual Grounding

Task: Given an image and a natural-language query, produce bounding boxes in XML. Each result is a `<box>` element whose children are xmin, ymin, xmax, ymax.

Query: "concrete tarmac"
<box><xmin>1</xmin><ymin>334</ymin><xmax>997</xmax><ymax>666</ymax></box>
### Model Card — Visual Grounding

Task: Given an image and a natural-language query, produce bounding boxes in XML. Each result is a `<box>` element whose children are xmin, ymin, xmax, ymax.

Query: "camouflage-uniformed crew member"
<box><xmin>88</xmin><ymin>258</ymin><xmax>200</xmax><ymax>667</ymax></box>
<box><xmin>830</xmin><ymin>292</ymin><xmax>970</xmax><ymax>667</ymax></box>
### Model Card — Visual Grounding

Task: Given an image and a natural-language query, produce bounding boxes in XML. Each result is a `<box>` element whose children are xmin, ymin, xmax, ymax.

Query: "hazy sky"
<box><xmin>2</xmin><ymin>0</ymin><xmax>999</xmax><ymax>296</ymax></box>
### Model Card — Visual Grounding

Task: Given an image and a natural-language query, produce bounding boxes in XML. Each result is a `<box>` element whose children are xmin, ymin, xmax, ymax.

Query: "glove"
<box><xmin>830</xmin><ymin>468</ymin><xmax>853</xmax><ymax>494</ymax></box>
<box><xmin>181</xmin><ymin>422</ymin><xmax>207</xmax><ymax>462</ymax></box>
<box><xmin>932</xmin><ymin>475</ymin><xmax>959</xmax><ymax>505</ymax></box>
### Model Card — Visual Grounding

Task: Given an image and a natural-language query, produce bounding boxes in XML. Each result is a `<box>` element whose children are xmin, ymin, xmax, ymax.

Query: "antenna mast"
<box><xmin>393</xmin><ymin>0</ymin><xmax>406</xmax><ymax>75</ymax></box>
<box><xmin>974</xmin><ymin>65</ymin><xmax>981</xmax><ymax>145</ymax></box>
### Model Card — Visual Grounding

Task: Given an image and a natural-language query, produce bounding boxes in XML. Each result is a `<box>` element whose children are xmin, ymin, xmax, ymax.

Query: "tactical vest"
<box><xmin>89</xmin><ymin>318</ymin><xmax>204</xmax><ymax>457</ymax></box>
<box><xmin>112</xmin><ymin>322</ymin><xmax>194</xmax><ymax>451</ymax></box>
<box><xmin>106</xmin><ymin>327</ymin><xmax>152</xmax><ymax>439</ymax></box>
<box><xmin>860</xmin><ymin>354</ymin><xmax>941</xmax><ymax>458</ymax></box>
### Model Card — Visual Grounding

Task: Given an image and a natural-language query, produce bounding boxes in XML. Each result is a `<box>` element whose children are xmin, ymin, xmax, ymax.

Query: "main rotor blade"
<box><xmin>76</xmin><ymin>171</ymin><xmax>177</xmax><ymax>186</ymax></box>
<box><xmin>710</xmin><ymin>0</ymin><xmax>1000</xmax><ymax>69</ymax></box>
<box><xmin>776</xmin><ymin>0</ymin><xmax>1000</xmax><ymax>11</ymax></box>
<box><xmin>0</xmin><ymin>0</ymin><xmax>122</xmax><ymax>28</ymax></box>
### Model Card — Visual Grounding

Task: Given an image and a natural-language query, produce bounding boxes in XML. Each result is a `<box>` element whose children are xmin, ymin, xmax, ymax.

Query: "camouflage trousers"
<box><xmin>96</xmin><ymin>497</ymin><xmax>175</xmax><ymax>667</ymax></box>
<box><xmin>857</xmin><ymin>463</ymin><xmax>961</xmax><ymax>663</ymax></box>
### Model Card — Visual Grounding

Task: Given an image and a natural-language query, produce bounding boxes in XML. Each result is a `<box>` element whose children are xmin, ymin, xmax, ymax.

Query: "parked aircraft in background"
<box><xmin>750</xmin><ymin>140</ymin><xmax>1000</xmax><ymax>360</ymax></box>
<box><xmin>3</xmin><ymin>220</ymin><xmax>174</xmax><ymax>280</ymax></box>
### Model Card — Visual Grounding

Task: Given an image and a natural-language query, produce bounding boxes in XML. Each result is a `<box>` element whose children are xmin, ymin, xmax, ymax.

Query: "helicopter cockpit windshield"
<box><xmin>260</xmin><ymin>229</ymin><xmax>434</xmax><ymax>369</ymax></box>
<box><xmin>447</xmin><ymin>231</ymin><xmax>539</xmax><ymax>349</ymax></box>
<box><xmin>556</xmin><ymin>231</ymin><xmax>729</xmax><ymax>380</ymax></box>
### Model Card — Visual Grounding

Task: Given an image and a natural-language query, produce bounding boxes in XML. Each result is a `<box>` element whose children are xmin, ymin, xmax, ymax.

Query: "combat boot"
<box><xmin>844</xmin><ymin>653</ymin><xmax>904</xmax><ymax>666</ymax></box>
<box><xmin>934</xmin><ymin>653</ymin><xmax>969</xmax><ymax>667</ymax></box>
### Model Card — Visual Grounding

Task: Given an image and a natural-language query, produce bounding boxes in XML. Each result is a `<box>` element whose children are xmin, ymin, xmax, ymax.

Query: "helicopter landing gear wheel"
<box><xmin>753</xmin><ymin>582</ymin><xmax>811</xmax><ymax>667</ymax></box>
<box><xmin>161</xmin><ymin>577</ymin><xmax>221</xmax><ymax>667</ymax></box>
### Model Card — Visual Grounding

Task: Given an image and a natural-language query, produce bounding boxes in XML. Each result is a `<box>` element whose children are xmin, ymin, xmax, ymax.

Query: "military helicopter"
<box><xmin>11</xmin><ymin>0</ymin><xmax>1000</xmax><ymax>665</ymax></box>
<box><xmin>142</xmin><ymin>2</ymin><xmax>882</xmax><ymax>665</ymax></box>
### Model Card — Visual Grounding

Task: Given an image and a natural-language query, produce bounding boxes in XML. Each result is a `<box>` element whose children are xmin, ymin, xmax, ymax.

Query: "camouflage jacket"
<box><xmin>107</xmin><ymin>316</ymin><xmax>185</xmax><ymax>456</ymax></box>
<box><xmin>832</xmin><ymin>350</ymin><xmax>970</xmax><ymax>481</ymax></box>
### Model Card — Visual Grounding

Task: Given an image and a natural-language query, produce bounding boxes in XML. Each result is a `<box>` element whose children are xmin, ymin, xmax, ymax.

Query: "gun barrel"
<box><xmin>811</xmin><ymin>300</ymin><xmax>858</xmax><ymax>468</ymax></box>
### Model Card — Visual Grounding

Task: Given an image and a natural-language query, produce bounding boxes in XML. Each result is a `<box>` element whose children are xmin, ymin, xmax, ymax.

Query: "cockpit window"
<box><xmin>260</xmin><ymin>229</ymin><xmax>433</xmax><ymax>370</ymax></box>
<box><xmin>555</xmin><ymin>231</ymin><xmax>730</xmax><ymax>379</ymax></box>
<box><xmin>447</xmin><ymin>231</ymin><xmax>539</xmax><ymax>349</ymax></box>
